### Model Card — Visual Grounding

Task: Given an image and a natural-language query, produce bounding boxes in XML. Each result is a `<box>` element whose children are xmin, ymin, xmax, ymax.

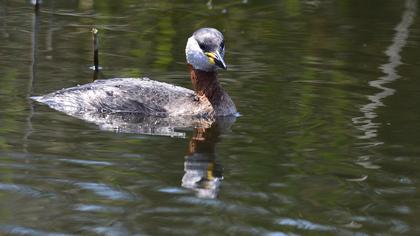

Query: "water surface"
<box><xmin>1</xmin><ymin>0</ymin><xmax>420</xmax><ymax>235</ymax></box>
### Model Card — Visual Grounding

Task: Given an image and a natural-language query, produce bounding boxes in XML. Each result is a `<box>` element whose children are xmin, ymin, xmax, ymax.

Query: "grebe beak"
<box><xmin>205</xmin><ymin>51</ymin><xmax>227</xmax><ymax>70</ymax></box>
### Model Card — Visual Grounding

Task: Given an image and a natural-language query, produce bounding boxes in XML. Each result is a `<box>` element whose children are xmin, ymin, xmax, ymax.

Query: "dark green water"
<box><xmin>1</xmin><ymin>0</ymin><xmax>420</xmax><ymax>235</ymax></box>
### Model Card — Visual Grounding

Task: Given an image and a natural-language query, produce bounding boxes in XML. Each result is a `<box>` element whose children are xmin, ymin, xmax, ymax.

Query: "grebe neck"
<box><xmin>188</xmin><ymin>64</ymin><xmax>237</xmax><ymax>116</ymax></box>
<box><xmin>189</xmin><ymin>65</ymin><xmax>220</xmax><ymax>100</ymax></box>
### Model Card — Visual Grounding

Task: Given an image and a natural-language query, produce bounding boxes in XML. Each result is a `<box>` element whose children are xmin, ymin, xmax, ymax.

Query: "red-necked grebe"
<box><xmin>32</xmin><ymin>28</ymin><xmax>237</xmax><ymax>118</ymax></box>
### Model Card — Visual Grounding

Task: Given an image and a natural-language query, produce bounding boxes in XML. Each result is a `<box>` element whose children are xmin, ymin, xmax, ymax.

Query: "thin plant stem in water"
<box><xmin>24</xmin><ymin>2</ymin><xmax>41</xmax><ymax>153</ymax></box>
<box><xmin>91</xmin><ymin>28</ymin><xmax>100</xmax><ymax>80</ymax></box>
<box><xmin>92</xmin><ymin>28</ymin><xmax>99</xmax><ymax>70</ymax></box>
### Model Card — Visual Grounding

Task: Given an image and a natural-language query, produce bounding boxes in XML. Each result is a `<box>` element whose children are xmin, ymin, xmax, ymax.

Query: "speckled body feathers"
<box><xmin>32</xmin><ymin>78</ymin><xmax>214</xmax><ymax>118</ymax></box>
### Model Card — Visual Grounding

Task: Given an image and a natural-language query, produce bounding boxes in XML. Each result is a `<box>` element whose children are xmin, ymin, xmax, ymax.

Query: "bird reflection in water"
<box><xmin>45</xmin><ymin>109</ymin><xmax>235</xmax><ymax>198</ymax></box>
<box><xmin>182</xmin><ymin>117</ymin><xmax>235</xmax><ymax>199</ymax></box>
<box><xmin>92</xmin><ymin>114</ymin><xmax>235</xmax><ymax>199</ymax></box>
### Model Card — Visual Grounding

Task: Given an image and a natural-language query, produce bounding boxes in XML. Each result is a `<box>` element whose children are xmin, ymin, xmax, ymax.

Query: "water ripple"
<box><xmin>158</xmin><ymin>186</ymin><xmax>189</xmax><ymax>194</ymax></box>
<box><xmin>276</xmin><ymin>218</ymin><xmax>335</xmax><ymax>231</ymax></box>
<box><xmin>0</xmin><ymin>183</ymin><xmax>43</xmax><ymax>197</ymax></box>
<box><xmin>75</xmin><ymin>182</ymin><xmax>133</xmax><ymax>200</ymax></box>
<box><xmin>73</xmin><ymin>204</ymin><xmax>124</xmax><ymax>213</ymax></box>
<box><xmin>58</xmin><ymin>158</ymin><xmax>113</xmax><ymax>166</ymax></box>
<box><xmin>83</xmin><ymin>225</ymin><xmax>130</xmax><ymax>236</ymax></box>
<box><xmin>0</xmin><ymin>224</ymin><xmax>70</xmax><ymax>236</ymax></box>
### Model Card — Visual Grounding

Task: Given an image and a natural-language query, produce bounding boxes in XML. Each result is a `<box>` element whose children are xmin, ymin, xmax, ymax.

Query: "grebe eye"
<box><xmin>220</xmin><ymin>41</ymin><xmax>225</xmax><ymax>50</ymax></box>
<box><xmin>198</xmin><ymin>43</ymin><xmax>210</xmax><ymax>52</ymax></box>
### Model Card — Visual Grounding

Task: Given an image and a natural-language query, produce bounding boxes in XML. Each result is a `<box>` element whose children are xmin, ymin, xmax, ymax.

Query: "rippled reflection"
<box><xmin>182</xmin><ymin>117</ymin><xmax>235</xmax><ymax>198</ymax></box>
<box><xmin>33</xmin><ymin>104</ymin><xmax>235</xmax><ymax>199</ymax></box>
<box><xmin>352</xmin><ymin>0</ymin><xmax>417</xmax><ymax>141</ymax></box>
<box><xmin>62</xmin><ymin>112</ymin><xmax>235</xmax><ymax>199</ymax></box>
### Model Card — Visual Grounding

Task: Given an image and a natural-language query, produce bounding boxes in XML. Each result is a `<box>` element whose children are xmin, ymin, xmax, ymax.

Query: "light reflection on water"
<box><xmin>0</xmin><ymin>0</ymin><xmax>420</xmax><ymax>235</ymax></box>
<box><xmin>352</xmin><ymin>0</ymin><xmax>418</xmax><ymax>141</ymax></box>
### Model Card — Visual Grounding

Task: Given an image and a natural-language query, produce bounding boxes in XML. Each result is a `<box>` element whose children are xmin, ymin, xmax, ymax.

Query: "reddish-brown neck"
<box><xmin>187</xmin><ymin>127</ymin><xmax>219</xmax><ymax>155</ymax></box>
<box><xmin>188</xmin><ymin>64</ymin><xmax>223</xmax><ymax>105</ymax></box>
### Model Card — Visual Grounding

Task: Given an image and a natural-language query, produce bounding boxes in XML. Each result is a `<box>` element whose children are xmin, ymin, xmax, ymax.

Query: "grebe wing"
<box><xmin>32</xmin><ymin>78</ymin><xmax>196</xmax><ymax>116</ymax></box>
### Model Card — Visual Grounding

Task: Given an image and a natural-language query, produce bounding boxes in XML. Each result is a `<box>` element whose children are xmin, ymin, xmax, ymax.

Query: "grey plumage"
<box><xmin>32</xmin><ymin>78</ymin><xmax>213</xmax><ymax>117</ymax></box>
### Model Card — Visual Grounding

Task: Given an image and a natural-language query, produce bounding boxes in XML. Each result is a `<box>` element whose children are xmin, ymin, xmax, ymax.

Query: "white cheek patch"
<box><xmin>185</xmin><ymin>37</ymin><xmax>214</xmax><ymax>72</ymax></box>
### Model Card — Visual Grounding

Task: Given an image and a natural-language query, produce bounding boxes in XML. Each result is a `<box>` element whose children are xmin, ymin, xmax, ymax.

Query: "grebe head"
<box><xmin>185</xmin><ymin>28</ymin><xmax>226</xmax><ymax>72</ymax></box>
